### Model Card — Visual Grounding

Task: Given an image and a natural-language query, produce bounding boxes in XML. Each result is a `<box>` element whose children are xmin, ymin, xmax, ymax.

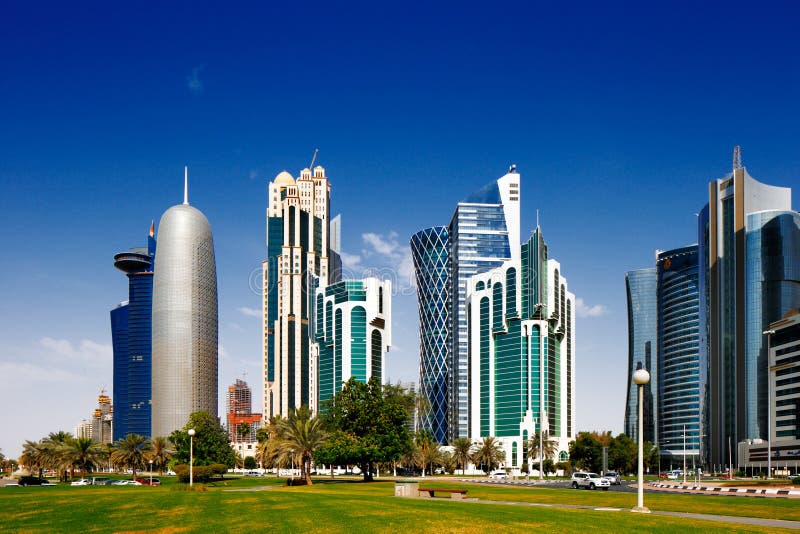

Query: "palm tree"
<box><xmin>111</xmin><ymin>434</ymin><xmax>152</xmax><ymax>480</ymax></box>
<box><xmin>525</xmin><ymin>430</ymin><xmax>557</xmax><ymax>477</ymax></box>
<box><xmin>277</xmin><ymin>409</ymin><xmax>328</xmax><ymax>485</ymax></box>
<box><xmin>413</xmin><ymin>431</ymin><xmax>436</xmax><ymax>477</ymax></box>
<box><xmin>41</xmin><ymin>432</ymin><xmax>73</xmax><ymax>481</ymax></box>
<box><xmin>148</xmin><ymin>437</ymin><xmax>174</xmax><ymax>476</ymax></box>
<box><xmin>472</xmin><ymin>436</ymin><xmax>505</xmax><ymax>474</ymax></box>
<box><xmin>61</xmin><ymin>437</ymin><xmax>106</xmax><ymax>478</ymax></box>
<box><xmin>20</xmin><ymin>440</ymin><xmax>45</xmax><ymax>478</ymax></box>
<box><xmin>236</xmin><ymin>422</ymin><xmax>252</xmax><ymax>443</ymax></box>
<box><xmin>452</xmin><ymin>438</ymin><xmax>473</xmax><ymax>475</ymax></box>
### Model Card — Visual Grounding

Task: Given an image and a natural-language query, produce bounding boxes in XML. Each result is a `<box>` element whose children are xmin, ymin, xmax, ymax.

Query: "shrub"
<box><xmin>791</xmin><ymin>476</ymin><xmax>800</xmax><ymax>485</ymax></box>
<box><xmin>174</xmin><ymin>464</ymin><xmax>229</xmax><ymax>483</ymax></box>
<box><xmin>244</xmin><ymin>457</ymin><xmax>257</xmax><ymax>470</ymax></box>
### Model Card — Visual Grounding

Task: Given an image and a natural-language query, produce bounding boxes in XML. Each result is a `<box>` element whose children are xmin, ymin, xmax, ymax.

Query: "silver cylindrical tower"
<box><xmin>151</xmin><ymin>201</ymin><xmax>218</xmax><ymax>438</ymax></box>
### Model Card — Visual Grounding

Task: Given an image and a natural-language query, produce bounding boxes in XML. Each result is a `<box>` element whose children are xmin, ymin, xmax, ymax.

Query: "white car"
<box><xmin>489</xmin><ymin>470</ymin><xmax>509</xmax><ymax>480</ymax></box>
<box><xmin>71</xmin><ymin>479</ymin><xmax>91</xmax><ymax>486</ymax></box>
<box><xmin>571</xmin><ymin>472</ymin><xmax>610</xmax><ymax>490</ymax></box>
<box><xmin>603</xmin><ymin>471</ymin><xmax>621</xmax><ymax>485</ymax></box>
<box><xmin>112</xmin><ymin>480</ymin><xmax>142</xmax><ymax>486</ymax></box>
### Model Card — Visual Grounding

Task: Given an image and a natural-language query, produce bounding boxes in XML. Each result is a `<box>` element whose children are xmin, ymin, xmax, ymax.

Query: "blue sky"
<box><xmin>1</xmin><ymin>2</ymin><xmax>798</xmax><ymax>457</ymax></box>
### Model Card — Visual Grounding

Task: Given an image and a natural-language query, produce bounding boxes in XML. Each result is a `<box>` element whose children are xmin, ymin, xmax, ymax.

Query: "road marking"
<box><xmin>594</xmin><ymin>507</ymin><xmax>622</xmax><ymax>511</ymax></box>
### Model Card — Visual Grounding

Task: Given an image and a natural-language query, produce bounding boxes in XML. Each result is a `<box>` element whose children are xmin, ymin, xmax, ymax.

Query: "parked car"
<box><xmin>603</xmin><ymin>471</ymin><xmax>621</xmax><ymax>485</ymax></box>
<box><xmin>244</xmin><ymin>471</ymin><xmax>261</xmax><ymax>477</ymax></box>
<box><xmin>489</xmin><ymin>470</ymin><xmax>509</xmax><ymax>480</ymax></box>
<box><xmin>18</xmin><ymin>476</ymin><xmax>49</xmax><ymax>486</ymax></box>
<box><xmin>571</xmin><ymin>472</ymin><xmax>610</xmax><ymax>490</ymax></box>
<box><xmin>666</xmin><ymin>470</ymin><xmax>682</xmax><ymax>480</ymax></box>
<box><xmin>91</xmin><ymin>477</ymin><xmax>113</xmax><ymax>485</ymax></box>
<box><xmin>136</xmin><ymin>477</ymin><xmax>161</xmax><ymax>486</ymax></box>
<box><xmin>71</xmin><ymin>479</ymin><xmax>91</xmax><ymax>486</ymax></box>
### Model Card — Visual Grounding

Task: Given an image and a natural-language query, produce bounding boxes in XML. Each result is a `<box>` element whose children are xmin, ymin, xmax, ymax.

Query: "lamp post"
<box><xmin>632</xmin><ymin>363</ymin><xmax>651</xmax><ymax>514</ymax></box>
<box><xmin>188</xmin><ymin>428</ymin><xmax>195</xmax><ymax>488</ymax></box>
<box><xmin>149</xmin><ymin>459</ymin><xmax>153</xmax><ymax>486</ymax></box>
<box><xmin>683</xmin><ymin>424</ymin><xmax>687</xmax><ymax>485</ymax></box>
<box><xmin>763</xmin><ymin>329</ymin><xmax>775</xmax><ymax>480</ymax></box>
<box><xmin>290</xmin><ymin>449</ymin><xmax>295</xmax><ymax>482</ymax></box>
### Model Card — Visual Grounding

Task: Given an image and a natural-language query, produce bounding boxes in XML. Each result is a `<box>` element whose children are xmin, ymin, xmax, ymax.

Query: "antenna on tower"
<box><xmin>733</xmin><ymin>146</ymin><xmax>742</xmax><ymax>171</ymax></box>
<box><xmin>536</xmin><ymin>209</ymin><xmax>540</xmax><ymax>228</ymax></box>
<box><xmin>183</xmin><ymin>166</ymin><xmax>189</xmax><ymax>205</ymax></box>
<box><xmin>309</xmin><ymin>148</ymin><xmax>319</xmax><ymax>169</ymax></box>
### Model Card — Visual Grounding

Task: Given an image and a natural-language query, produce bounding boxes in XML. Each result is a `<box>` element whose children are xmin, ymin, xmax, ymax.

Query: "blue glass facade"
<box><xmin>625</xmin><ymin>268</ymin><xmax>658</xmax><ymax>444</ymax></box>
<box><xmin>411</xmin><ymin>226</ymin><xmax>450</xmax><ymax>443</ymax></box>
<box><xmin>111</xmin><ymin>229</ymin><xmax>155</xmax><ymax>440</ymax></box>
<box><xmin>744</xmin><ymin>210</ymin><xmax>800</xmax><ymax>439</ymax></box>
<box><xmin>657</xmin><ymin>246</ymin><xmax>703</xmax><ymax>462</ymax></box>
<box><xmin>448</xmin><ymin>186</ymin><xmax>512</xmax><ymax>441</ymax></box>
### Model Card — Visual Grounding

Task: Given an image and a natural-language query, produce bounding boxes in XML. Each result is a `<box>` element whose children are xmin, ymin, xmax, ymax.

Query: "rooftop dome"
<box><xmin>274</xmin><ymin>171</ymin><xmax>296</xmax><ymax>186</ymax></box>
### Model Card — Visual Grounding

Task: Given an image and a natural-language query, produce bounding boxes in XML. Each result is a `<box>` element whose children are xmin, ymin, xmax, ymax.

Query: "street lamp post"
<box><xmin>683</xmin><ymin>424</ymin><xmax>687</xmax><ymax>485</ymax></box>
<box><xmin>763</xmin><ymin>329</ymin><xmax>775</xmax><ymax>480</ymax></box>
<box><xmin>632</xmin><ymin>363</ymin><xmax>651</xmax><ymax>514</ymax></box>
<box><xmin>188</xmin><ymin>428</ymin><xmax>196</xmax><ymax>488</ymax></box>
<box><xmin>149</xmin><ymin>459</ymin><xmax>153</xmax><ymax>486</ymax></box>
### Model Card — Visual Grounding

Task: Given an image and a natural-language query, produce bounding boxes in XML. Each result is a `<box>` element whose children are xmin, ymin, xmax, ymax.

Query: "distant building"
<box><xmin>151</xmin><ymin>170</ymin><xmax>218</xmax><ymax>438</ymax></box>
<box><xmin>75</xmin><ymin>419</ymin><xmax>93</xmax><ymax>440</ymax></box>
<box><xmin>226</xmin><ymin>379</ymin><xmax>262</xmax><ymax>458</ymax></box>
<box><xmin>624</xmin><ymin>268</ymin><xmax>658</xmax><ymax>444</ymax></box>
<box><xmin>85</xmin><ymin>392</ymin><xmax>113</xmax><ymax>445</ymax></box>
<box><xmin>111</xmin><ymin>222</ymin><xmax>156</xmax><ymax>440</ymax></box>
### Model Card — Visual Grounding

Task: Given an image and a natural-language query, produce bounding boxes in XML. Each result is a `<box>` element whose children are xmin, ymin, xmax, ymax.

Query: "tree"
<box><xmin>472</xmin><ymin>436</ymin><xmax>505</xmax><ymax>474</ymax></box>
<box><xmin>111</xmin><ymin>434</ymin><xmax>152</xmax><ymax>480</ymax></box>
<box><xmin>568</xmin><ymin>432</ymin><xmax>603</xmax><ymax>472</ymax></box>
<box><xmin>61</xmin><ymin>437</ymin><xmax>106</xmax><ymax>478</ymax></box>
<box><xmin>148</xmin><ymin>437</ymin><xmax>174</xmax><ymax>476</ymax></box>
<box><xmin>322</xmin><ymin>377</ymin><xmax>413</xmax><ymax>481</ymax></box>
<box><xmin>169</xmin><ymin>411</ymin><xmax>237</xmax><ymax>468</ymax></box>
<box><xmin>414</xmin><ymin>431</ymin><xmax>436</xmax><ymax>477</ymax></box>
<box><xmin>525</xmin><ymin>430</ymin><xmax>558</xmax><ymax>477</ymax></box>
<box><xmin>20</xmin><ymin>440</ymin><xmax>45</xmax><ymax>478</ymax></box>
<box><xmin>278</xmin><ymin>408</ymin><xmax>328</xmax><ymax>485</ymax></box>
<box><xmin>314</xmin><ymin>431</ymin><xmax>360</xmax><ymax>479</ymax></box>
<box><xmin>452</xmin><ymin>438</ymin><xmax>473</xmax><ymax>475</ymax></box>
<box><xmin>644</xmin><ymin>442</ymin><xmax>659</xmax><ymax>474</ymax></box>
<box><xmin>41</xmin><ymin>432</ymin><xmax>73</xmax><ymax>481</ymax></box>
<box><xmin>244</xmin><ymin>456</ymin><xmax>257</xmax><ymax>470</ymax></box>
<box><xmin>608</xmin><ymin>433</ymin><xmax>636</xmax><ymax>474</ymax></box>
<box><xmin>236</xmin><ymin>423</ymin><xmax>252</xmax><ymax>443</ymax></box>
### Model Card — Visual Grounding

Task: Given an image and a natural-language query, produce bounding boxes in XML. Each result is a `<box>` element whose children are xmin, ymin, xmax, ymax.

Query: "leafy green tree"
<box><xmin>278</xmin><ymin>408</ymin><xmax>328</xmax><ymax>485</ymax></box>
<box><xmin>644</xmin><ymin>442</ymin><xmax>659</xmax><ymax>474</ymax></box>
<box><xmin>244</xmin><ymin>456</ymin><xmax>257</xmax><ymax>469</ymax></box>
<box><xmin>169</xmin><ymin>411</ymin><xmax>237</xmax><ymax>468</ymax></box>
<box><xmin>542</xmin><ymin>458</ymin><xmax>556</xmax><ymax>476</ymax></box>
<box><xmin>313</xmin><ymin>430</ymin><xmax>360</xmax><ymax>479</ymax></box>
<box><xmin>472</xmin><ymin>436</ymin><xmax>505</xmax><ymax>474</ymax></box>
<box><xmin>568</xmin><ymin>432</ymin><xmax>603</xmax><ymax>472</ymax></box>
<box><xmin>322</xmin><ymin>377</ymin><xmax>413</xmax><ymax>481</ymax></box>
<box><xmin>111</xmin><ymin>434</ymin><xmax>152</xmax><ymax>480</ymax></box>
<box><xmin>452</xmin><ymin>438</ymin><xmax>473</xmax><ymax>475</ymax></box>
<box><xmin>608</xmin><ymin>433</ymin><xmax>636</xmax><ymax>474</ymax></box>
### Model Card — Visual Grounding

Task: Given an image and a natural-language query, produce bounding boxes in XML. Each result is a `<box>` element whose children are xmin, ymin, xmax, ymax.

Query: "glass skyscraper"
<box><xmin>111</xmin><ymin>222</ymin><xmax>156</xmax><ymax>440</ymax></box>
<box><xmin>703</xmin><ymin>153</ymin><xmax>795</xmax><ymax>466</ymax></box>
<box><xmin>412</xmin><ymin>170</ymin><xmax>519</xmax><ymax>442</ymax></box>
<box><xmin>411</xmin><ymin>226</ymin><xmax>450</xmax><ymax>443</ymax></box>
<box><xmin>624</xmin><ymin>268</ymin><xmax>657</xmax><ymax>444</ymax></box>
<box><xmin>656</xmin><ymin>246</ymin><xmax>703</xmax><ymax>464</ymax></box>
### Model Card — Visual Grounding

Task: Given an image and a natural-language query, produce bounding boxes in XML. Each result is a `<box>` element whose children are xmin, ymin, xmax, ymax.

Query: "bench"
<box><xmin>418</xmin><ymin>487</ymin><xmax>469</xmax><ymax>500</ymax></box>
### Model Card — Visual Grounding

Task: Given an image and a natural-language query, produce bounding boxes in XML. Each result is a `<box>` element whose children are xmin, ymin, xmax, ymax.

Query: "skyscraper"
<box><xmin>656</xmin><ymin>246</ymin><xmax>704</xmax><ymax>465</ymax></box>
<box><xmin>624</xmin><ymin>268</ymin><xmax>657</xmax><ymax>444</ymax></box>
<box><xmin>411</xmin><ymin>226</ymin><xmax>450</xmax><ymax>444</ymax></box>
<box><xmin>702</xmin><ymin>149</ymin><xmax>798</xmax><ymax>465</ymax></box>
<box><xmin>151</xmin><ymin>170</ymin><xmax>218</xmax><ymax>438</ymax></box>
<box><xmin>262</xmin><ymin>166</ymin><xmax>389</xmax><ymax>419</ymax></box>
<box><xmin>313</xmin><ymin>278</ymin><xmax>391</xmax><ymax>410</ymax></box>
<box><xmin>467</xmin><ymin>225</ymin><xmax>576</xmax><ymax>464</ymax></box>
<box><xmin>227</xmin><ymin>379</ymin><xmax>261</xmax><ymax>453</ymax></box>
<box><xmin>111</xmin><ymin>222</ymin><xmax>156</xmax><ymax>440</ymax></box>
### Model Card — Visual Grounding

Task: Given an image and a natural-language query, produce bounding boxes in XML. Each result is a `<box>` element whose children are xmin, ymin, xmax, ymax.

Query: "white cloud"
<box><xmin>339</xmin><ymin>251</ymin><xmax>362</xmax><ymax>269</ymax></box>
<box><xmin>219</xmin><ymin>344</ymin><xmax>230</xmax><ymax>361</ymax></box>
<box><xmin>186</xmin><ymin>64</ymin><xmax>206</xmax><ymax>93</ymax></box>
<box><xmin>38</xmin><ymin>337</ymin><xmax>112</xmax><ymax>368</ymax></box>
<box><xmin>237</xmin><ymin>306</ymin><xmax>261</xmax><ymax>317</ymax></box>
<box><xmin>362</xmin><ymin>231</ymin><xmax>399</xmax><ymax>257</ymax></box>
<box><xmin>0</xmin><ymin>361</ymin><xmax>86</xmax><ymax>384</ymax></box>
<box><xmin>575</xmin><ymin>298</ymin><xmax>609</xmax><ymax>318</ymax></box>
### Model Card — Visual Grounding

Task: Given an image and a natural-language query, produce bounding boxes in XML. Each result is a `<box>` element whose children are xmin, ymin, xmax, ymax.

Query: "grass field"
<box><xmin>0</xmin><ymin>476</ymin><xmax>796</xmax><ymax>533</ymax></box>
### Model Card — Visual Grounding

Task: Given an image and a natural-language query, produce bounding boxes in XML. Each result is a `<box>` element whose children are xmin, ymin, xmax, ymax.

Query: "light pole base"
<box><xmin>631</xmin><ymin>507</ymin><xmax>651</xmax><ymax>514</ymax></box>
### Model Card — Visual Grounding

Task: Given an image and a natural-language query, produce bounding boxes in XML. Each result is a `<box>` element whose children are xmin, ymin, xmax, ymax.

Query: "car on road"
<box><xmin>136</xmin><ymin>477</ymin><xmax>161</xmax><ymax>486</ymax></box>
<box><xmin>18</xmin><ymin>476</ymin><xmax>49</xmax><ymax>486</ymax></box>
<box><xmin>113</xmin><ymin>480</ymin><xmax>142</xmax><ymax>486</ymax></box>
<box><xmin>603</xmin><ymin>471</ymin><xmax>621</xmax><ymax>485</ymax></box>
<box><xmin>71</xmin><ymin>479</ymin><xmax>91</xmax><ymax>486</ymax></box>
<box><xmin>489</xmin><ymin>470</ymin><xmax>509</xmax><ymax>480</ymax></box>
<box><xmin>571</xmin><ymin>472</ymin><xmax>610</xmax><ymax>490</ymax></box>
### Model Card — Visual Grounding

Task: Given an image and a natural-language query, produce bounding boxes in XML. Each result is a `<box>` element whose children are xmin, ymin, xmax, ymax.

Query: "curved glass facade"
<box><xmin>744</xmin><ymin>210</ymin><xmax>800</xmax><ymax>439</ymax></box>
<box><xmin>657</xmin><ymin>246</ymin><xmax>701</xmax><ymax>461</ymax></box>
<box><xmin>625</xmin><ymin>268</ymin><xmax>657</xmax><ymax>443</ymax></box>
<box><xmin>411</xmin><ymin>226</ymin><xmax>450</xmax><ymax>443</ymax></box>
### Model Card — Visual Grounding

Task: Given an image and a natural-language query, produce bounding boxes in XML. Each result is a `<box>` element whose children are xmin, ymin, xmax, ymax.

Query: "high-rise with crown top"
<box><xmin>151</xmin><ymin>169</ymin><xmax>218</xmax><ymax>438</ymax></box>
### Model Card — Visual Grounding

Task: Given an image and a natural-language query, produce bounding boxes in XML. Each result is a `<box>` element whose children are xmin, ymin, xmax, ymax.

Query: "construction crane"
<box><xmin>309</xmin><ymin>148</ymin><xmax>319</xmax><ymax>169</ymax></box>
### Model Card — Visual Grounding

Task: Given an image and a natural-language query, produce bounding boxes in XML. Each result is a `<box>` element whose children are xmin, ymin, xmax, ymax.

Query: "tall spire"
<box><xmin>183</xmin><ymin>166</ymin><xmax>189</xmax><ymax>205</ymax></box>
<box><xmin>149</xmin><ymin>219</ymin><xmax>155</xmax><ymax>237</ymax></box>
<box><xmin>733</xmin><ymin>145</ymin><xmax>742</xmax><ymax>171</ymax></box>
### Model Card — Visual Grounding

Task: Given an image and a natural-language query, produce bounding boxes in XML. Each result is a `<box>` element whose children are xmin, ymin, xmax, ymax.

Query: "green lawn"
<box><xmin>0</xmin><ymin>477</ymin><xmax>795</xmax><ymax>533</ymax></box>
